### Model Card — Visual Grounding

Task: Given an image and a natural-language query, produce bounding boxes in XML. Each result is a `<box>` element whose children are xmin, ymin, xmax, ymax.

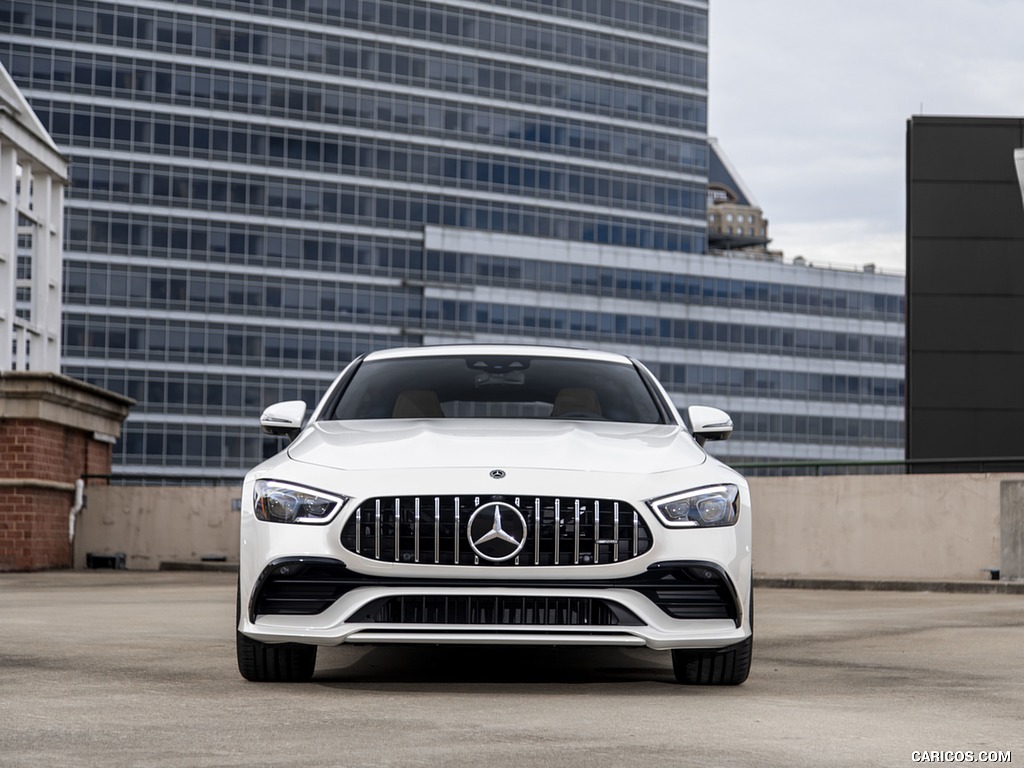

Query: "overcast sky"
<box><xmin>708</xmin><ymin>0</ymin><xmax>1024</xmax><ymax>273</ymax></box>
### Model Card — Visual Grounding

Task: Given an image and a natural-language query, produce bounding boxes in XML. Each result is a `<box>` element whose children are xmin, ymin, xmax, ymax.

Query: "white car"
<box><xmin>237</xmin><ymin>344</ymin><xmax>752</xmax><ymax>684</ymax></box>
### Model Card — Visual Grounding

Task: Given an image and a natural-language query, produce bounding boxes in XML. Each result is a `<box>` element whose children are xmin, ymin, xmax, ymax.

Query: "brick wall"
<box><xmin>0</xmin><ymin>419</ymin><xmax>113</xmax><ymax>571</ymax></box>
<box><xmin>0</xmin><ymin>487</ymin><xmax>73</xmax><ymax>571</ymax></box>
<box><xmin>3</xmin><ymin>421</ymin><xmax>79</xmax><ymax>480</ymax></box>
<box><xmin>0</xmin><ymin>372</ymin><xmax>132</xmax><ymax>572</ymax></box>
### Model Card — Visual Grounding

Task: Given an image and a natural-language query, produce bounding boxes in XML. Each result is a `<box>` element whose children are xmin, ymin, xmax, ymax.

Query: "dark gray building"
<box><xmin>2</xmin><ymin>0</ymin><xmax>904</xmax><ymax>477</ymax></box>
<box><xmin>906</xmin><ymin>116</ymin><xmax>1024</xmax><ymax>465</ymax></box>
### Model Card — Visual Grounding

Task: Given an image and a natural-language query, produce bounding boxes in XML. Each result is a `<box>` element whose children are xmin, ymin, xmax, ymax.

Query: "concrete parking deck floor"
<box><xmin>0</xmin><ymin>571</ymin><xmax>1021</xmax><ymax>768</ymax></box>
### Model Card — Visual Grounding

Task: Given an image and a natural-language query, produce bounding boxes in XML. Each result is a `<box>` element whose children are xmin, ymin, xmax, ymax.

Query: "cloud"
<box><xmin>709</xmin><ymin>0</ymin><xmax>1024</xmax><ymax>272</ymax></box>
<box><xmin>770</xmin><ymin>219</ymin><xmax>905</xmax><ymax>273</ymax></box>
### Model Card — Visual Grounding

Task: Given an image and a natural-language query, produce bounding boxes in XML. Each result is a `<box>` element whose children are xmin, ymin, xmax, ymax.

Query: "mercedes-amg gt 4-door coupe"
<box><xmin>237</xmin><ymin>344</ymin><xmax>752</xmax><ymax>684</ymax></box>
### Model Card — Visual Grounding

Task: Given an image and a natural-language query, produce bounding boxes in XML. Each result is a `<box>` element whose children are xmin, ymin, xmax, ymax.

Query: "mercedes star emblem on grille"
<box><xmin>489</xmin><ymin>469</ymin><xmax>506</xmax><ymax>479</ymax></box>
<box><xmin>467</xmin><ymin>502</ymin><xmax>527</xmax><ymax>562</ymax></box>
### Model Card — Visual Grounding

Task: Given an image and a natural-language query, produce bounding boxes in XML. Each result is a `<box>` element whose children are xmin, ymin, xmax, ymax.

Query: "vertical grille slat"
<box><xmin>374</xmin><ymin>499</ymin><xmax>381</xmax><ymax>561</ymax></box>
<box><xmin>394</xmin><ymin>498</ymin><xmax>400</xmax><ymax>563</ymax></box>
<box><xmin>434</xmin><ymin>497</ymin><xmax>440</xmax><ymax>564</ymax></box>
<box><xmin>573</xmin><ymin>499</ymin><xmax>581</xmax><ymax>565</ymax></box>
<box><xmin>533</xmin><ymin>498</ymin><xmax>541</xmax><ymax>565</ymax></box>
<box><xmin>454</xmin><ymin>497</ymin><xmax>461</xmax><ymax>563</ymax></box>
<box><xmin>342</xmin><ymin>495</ymin><xmax>652</xmax><ymax>566</ymax></box>
<box><xmin>554</xmin><ymin>499</ymin><xmax>561</xmax><ymax>565</ymax></box>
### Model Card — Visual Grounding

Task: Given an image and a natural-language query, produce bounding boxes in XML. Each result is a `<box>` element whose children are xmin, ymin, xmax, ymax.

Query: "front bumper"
<box><xmin>238</xmin><ymin>557</ymin><xmax>751</xmax><ymax>652</ymax></box>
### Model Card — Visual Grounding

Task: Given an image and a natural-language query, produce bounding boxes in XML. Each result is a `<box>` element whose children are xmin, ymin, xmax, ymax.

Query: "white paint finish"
<box><xmin>289</xmin><ymin>420</ymin><xmax>706</xmax><ymax>473</ymax></box>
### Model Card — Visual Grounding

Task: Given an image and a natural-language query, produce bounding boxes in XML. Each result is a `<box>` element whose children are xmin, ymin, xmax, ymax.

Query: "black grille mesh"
<box><xmin>354</xmin><ymin>595</ymin><xmax>643</xmax><ymax>626</ymax></box>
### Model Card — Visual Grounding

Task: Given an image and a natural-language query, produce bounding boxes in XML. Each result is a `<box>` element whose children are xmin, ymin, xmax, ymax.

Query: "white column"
<box><xmin>0</xmin><ymin>142</ymin><xmax>17</xmax><ymax>371</ymax></box>
<box><xmin>28</xmin><ymin>168</ymin><xmax>61</xmax><ymax>371</ymax></box>
<box><xmin>46</xmin><ymin>171</ymin><xmax>64</xmax><ymax>371</ymax></box>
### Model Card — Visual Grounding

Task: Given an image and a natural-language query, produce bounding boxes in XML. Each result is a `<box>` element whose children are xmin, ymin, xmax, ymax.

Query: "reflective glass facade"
<box><xmin>1</xmin><ymin>0</ymin><xmax>903</xmax><ymax>475</ymax></box>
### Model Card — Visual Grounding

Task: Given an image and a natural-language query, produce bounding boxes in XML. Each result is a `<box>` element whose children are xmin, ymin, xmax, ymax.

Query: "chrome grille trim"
<box><xmin>573</xmin><ymin>499</ymin><xmax>581</xmax><ymax>565</ymax></box>
<box><xmin>533</xmin><ymin>498</ymin><xmax>541</xmax><ymax>565</ymax></box>
<box><xmin>554</xmin><ymin>499</ymin><xmax>561</xmax><ymax>564</ymax></box>
<box><xmin>433</xmin><ymin>497</ymin><xmax>440</xmax><ymax>564</ymax></box>
<box><xmin>454</xmin><ymin>497</ymin><xmax>461</xmax><ymax>563</ymax></box>
<box><xmin>614</xmin><ymin>502</ymin><xmax>620</xmax><ymax>560</ymax></box>
<box><xmin>374</xmin><ymin>499</ymin><xmax>381</xmax><ymax>560</ymax></box>
<box><xmin>341</xmin><ymin>495</ymin><xmax>653</xmax><ymax>566</ymax></box>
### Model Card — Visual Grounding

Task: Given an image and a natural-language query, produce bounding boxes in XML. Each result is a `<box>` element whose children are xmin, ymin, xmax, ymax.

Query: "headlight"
<box><xmin>646</xmin><ymin>484</ymin><xmax>740</xmax><ymax>528</ymax></box>
<box><xmin>253</xmin><ymin>480</ymin><xmax>347</xmax><ymax>524</ymax></box>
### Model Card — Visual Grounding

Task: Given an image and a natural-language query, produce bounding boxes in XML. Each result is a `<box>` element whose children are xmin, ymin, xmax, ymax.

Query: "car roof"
<box><xmin>361</xmin><ymin>344</ymin><xmax>634</xmax><ymax>365</ymax></box>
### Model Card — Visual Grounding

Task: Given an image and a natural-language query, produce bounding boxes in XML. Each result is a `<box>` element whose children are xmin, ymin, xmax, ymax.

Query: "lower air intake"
<box><xmin>354</xmin><ymin>595</ymin><xmax>643</xmax><ymax>626</ymax></box>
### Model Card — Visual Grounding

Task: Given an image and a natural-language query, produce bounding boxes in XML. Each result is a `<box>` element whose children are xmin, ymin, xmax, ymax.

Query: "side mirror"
<box><xmin>687</xmin><ymin>405</ymin><xmax>733</xmax><ymax>446</ymax></box>
<box><xmin>260</xmin><ymin>400</ymin><xmax>307</xmax><ymax>440</ymax></box>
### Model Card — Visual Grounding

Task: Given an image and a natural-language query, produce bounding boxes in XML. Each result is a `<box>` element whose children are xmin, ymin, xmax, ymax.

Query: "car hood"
<box><xmin>287</xmin><ymin>419</ymin><xmax>706</xmax><ymax>474</ymax></box>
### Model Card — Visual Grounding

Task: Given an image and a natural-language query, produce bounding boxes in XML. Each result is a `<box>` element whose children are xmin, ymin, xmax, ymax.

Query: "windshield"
<box><xmin>328</xmin><ymin>354</ymin><xmax>665</xmax><ymax>424</ymax></box>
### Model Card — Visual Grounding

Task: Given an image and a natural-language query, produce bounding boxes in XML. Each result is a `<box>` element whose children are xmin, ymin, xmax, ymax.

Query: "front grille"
<box><xmin>340</xmin><ymin>495</ymin><xmax>653</xmax><ymax>566</ymax></box>
<box><xmin>355</xmin><ymin>595</ymin><xmax>643</xmax><ymax>626</ymax></box>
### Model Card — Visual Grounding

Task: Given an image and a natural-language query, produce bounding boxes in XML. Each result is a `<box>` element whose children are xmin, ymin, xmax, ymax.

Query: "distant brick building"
<box><xmin>706</xmin><ymin>137</ymin><xmax>775</xmax><ymax>257</ymax></box>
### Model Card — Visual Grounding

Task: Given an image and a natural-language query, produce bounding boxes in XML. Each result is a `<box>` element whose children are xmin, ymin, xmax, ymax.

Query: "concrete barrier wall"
<box><xmin>74</xmin><ymin>485</ymin><xmax>240</xmax><ymax>571</ymax></box>
<box><xmin>751</xmin><ymin>473</ymin><xmax>1019</xmax><ymax>581</ymax></box>
<box><xmin>74</xmin><ymin>473</ymin><xmax>1024</xmax><ymax>579</ymax></box>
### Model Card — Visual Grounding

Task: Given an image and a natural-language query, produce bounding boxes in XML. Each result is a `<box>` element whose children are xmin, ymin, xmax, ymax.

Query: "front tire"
<box><xmin>236</xmin><ymin>582</ymin><xmax>317</xmax><ymax>682</ymax></box>
<box><xmin>671</xmin><ymin>635</ymin><xmax>752</xmax><ymax>685</ymax></box>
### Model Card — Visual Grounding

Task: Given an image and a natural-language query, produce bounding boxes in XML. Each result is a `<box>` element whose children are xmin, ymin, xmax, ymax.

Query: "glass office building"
<box><xmin>0</xmin><ymin>0</ymin><xmax>903</xmax><ymax>476</ymax></box>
